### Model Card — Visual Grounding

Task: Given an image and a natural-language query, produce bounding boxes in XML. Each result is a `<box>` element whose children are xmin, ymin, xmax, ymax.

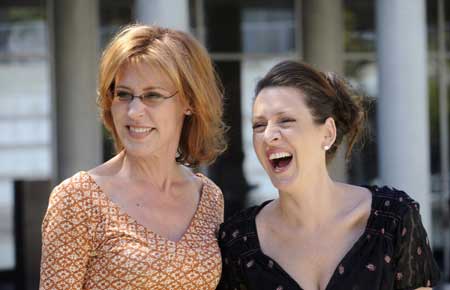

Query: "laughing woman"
<box><xmin>217</xmin><ymin>60</ymin><xmax>441</xmax><ymax>290</ymax></box>
<box><xmin>39</xmin><ymin>25</ymin><xmax>226</xmax><ymax>290</ymax></box>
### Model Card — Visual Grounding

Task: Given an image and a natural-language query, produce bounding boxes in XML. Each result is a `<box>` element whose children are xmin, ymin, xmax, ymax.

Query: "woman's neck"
<box><xmin>275</xmin><ymin>169</ymin><xmax>341</xmax><ymax>231</ymax></box>
<box><xmin>117</xmin><ymin>150</ymin><xmax>187</xmax><ymax>194</ymax></box>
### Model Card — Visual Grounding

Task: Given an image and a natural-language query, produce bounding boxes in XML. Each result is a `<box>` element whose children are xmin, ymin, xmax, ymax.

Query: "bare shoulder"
<box><xmin>333</xmin><ymin>183</ymin><xmax>373</xmax><ymax>228</ymax></box>
<box><xmin>342</xmin><ymin>182</ymin><xmax>371</xmax><ymax>195</ymax></box>
<box><xmin>86</xmin><ymin>154</ymin><xmax>125</xmax><ymax>191</ymax></box>
<box><xmin>339</xmin><ymin>183</ymin><xmax>372</xmax><ymax>206</ymax></box>
<box><xmin>88</xmin><ymin>153</ymin><xmax>123</xmax><ymax>178</ymax></box>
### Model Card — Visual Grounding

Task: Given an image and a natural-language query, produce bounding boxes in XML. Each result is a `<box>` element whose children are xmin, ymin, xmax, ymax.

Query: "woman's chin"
<box><xmin>268</xmin><ymin>174</ymin><xmax>297</xmax><ymax>192</ymax></box>
<box><xmin>122</xmin><ymin>143</ymin><xmax>155</xmax><ymax>158</ymax></box>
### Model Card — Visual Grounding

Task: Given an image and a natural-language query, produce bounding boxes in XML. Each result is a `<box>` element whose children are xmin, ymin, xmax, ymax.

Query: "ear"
<box><xmin>183</xmin><ymin>102</ymin><xmax>193</xmax><ymax>116</ymax></box>
<box><xmin>322</xmin><ymin>117</ymin><xmax>336</xmax><ymax>150</ymax></box>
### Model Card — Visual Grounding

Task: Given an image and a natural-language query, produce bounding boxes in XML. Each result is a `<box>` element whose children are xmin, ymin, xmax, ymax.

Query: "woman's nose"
<box><xmin>127</xmin><ymin>98</ymin><xmax>146</xmax><ymax>119</ymax></box>
<box><xmin>264</xmin><ymin>124</ymin><xmax>281</xmax><ymax>144</ymax></box>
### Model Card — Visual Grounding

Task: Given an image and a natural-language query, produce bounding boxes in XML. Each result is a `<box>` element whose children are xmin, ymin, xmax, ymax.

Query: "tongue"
<box><xmin>276</xmin><ymin>157</ymin><xmax>292</xmax><ymax>168</ymax></box>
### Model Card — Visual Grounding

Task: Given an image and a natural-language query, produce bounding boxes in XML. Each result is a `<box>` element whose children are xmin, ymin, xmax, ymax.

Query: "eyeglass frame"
<box><xmin>112</xmin><ymin>89</ymin><xmax>178</xmax><ymax>106</ymax></box>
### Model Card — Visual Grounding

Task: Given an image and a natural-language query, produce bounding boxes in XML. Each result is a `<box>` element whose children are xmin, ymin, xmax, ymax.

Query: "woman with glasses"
<box><xmin>217</xmin><ymin>60</ymin><xmax>441</xmax><ymax>290</ymax></box>
<box><xmin>39</xmin><ymin>24</ymin><xmax>226</xmax><ymax>290</ymax></box>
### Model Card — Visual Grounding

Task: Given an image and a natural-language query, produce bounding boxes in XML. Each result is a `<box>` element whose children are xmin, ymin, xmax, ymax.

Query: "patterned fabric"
<box><xmin>217</xmin><ymin>186</ymin><xmax>441</xmax><ymax>290</ymax></box>
<box><xmin>40</xmin><ymin>171</ymin><xmax>224</xmax><ymax>290</ymax></box>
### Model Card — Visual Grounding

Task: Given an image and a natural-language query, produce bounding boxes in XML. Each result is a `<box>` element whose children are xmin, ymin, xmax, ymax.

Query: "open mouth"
<box><xmin>127</xmin><ymin>126</ymin><xmax>154</xmax><ymax>138</ymax></box>
<box><xmin>127</xmin><ymin>126</ymin><xmax>153</xmax><ymax>133</ymax></box>
<box><xmin>269</xmin><ymin>152</ymin><xmax>293</xmax><ymax>171</ymax></box>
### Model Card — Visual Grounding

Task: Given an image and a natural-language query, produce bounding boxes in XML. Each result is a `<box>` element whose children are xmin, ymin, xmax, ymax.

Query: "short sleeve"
<box><xmin>199</xmin><ymin>174</ymin><xmax>224</xmax><ymax>234</ymax></box>
<box><xmin>39</xmin><ymin>176</ymin><xmax>95</xmax><ymax>290</ymax></box>
<box><xmin>216</xmin><ymin>206</ymin><xmax>260</xmax><ymax>290</ymax></box>
<box><xmin>216</xmin><ymin>224</ymin><xmax>245</xmax><ymax>290</ymax></box>
<box><xmin>393</xmin><ymin>204</ymin><xmax>441</xmax><ymax>289</ymax></box>
<box><xmin>218</xmin><ymin>189</ymin><xmax>225</xmax><ymax>224</ymax></box>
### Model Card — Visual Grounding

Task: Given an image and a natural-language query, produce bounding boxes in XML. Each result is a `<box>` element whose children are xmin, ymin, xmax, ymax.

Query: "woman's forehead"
<box><xmin>253</xmin><ymin>87</ymin><xmax>308</xmax><ymax>115</ymax></box>
<box><xmin>115</xmin><ymin>60</ymin><xmax>175</xmax><ymax>90</ymax></box>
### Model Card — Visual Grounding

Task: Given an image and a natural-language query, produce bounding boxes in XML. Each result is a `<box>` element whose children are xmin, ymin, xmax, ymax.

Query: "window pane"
<box><xmin>344</xmin><ymin>0</ymin><xmax>375</xmax><ymax>52</ymax></box>
<box><xmin>241</xmin><ymin>7</ymin><xmax>295</xmax><ymax>53</ymax></box>
<box><xmin>99</xmin><ymin>0</ymin><xmax>134</xmax><ymax>49</ymax></box>
<box><xmin>426</xmin><ymin>0</ymin><xmax>450</xmax><ymax>52</ymax></box>
<box><xmin>345</xmin><ymin>60</ymin><xmax>378</xmax><ymax>185</ymax></box>
<box><xmin>204</xmin><ymin>0</ymin><xmax>295</xmax><ymax>53</ymax></box>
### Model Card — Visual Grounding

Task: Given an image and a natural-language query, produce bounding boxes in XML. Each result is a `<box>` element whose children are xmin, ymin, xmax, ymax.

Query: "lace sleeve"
<box><xmin>216</xmin><ymin>224</ymin><xmax>245</xmax><ymax>290</ymax></box>
<box><xmin>393</xmin><ymin>203</ymin><xmax>441</xmax><ymax>290</ymax></box>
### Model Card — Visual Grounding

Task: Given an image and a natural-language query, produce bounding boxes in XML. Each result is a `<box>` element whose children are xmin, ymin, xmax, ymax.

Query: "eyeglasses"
<box><xmin>113</xmin><ymin>90</ymin><xmax>177</xmax><ymax>106</ymax></box>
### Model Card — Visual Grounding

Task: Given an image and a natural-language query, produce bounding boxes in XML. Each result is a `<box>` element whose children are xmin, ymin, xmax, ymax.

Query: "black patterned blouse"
<box><xmin>217</xmin><ymin>186</ymin><xmax>441</xmax><ymax>290</ymax></box>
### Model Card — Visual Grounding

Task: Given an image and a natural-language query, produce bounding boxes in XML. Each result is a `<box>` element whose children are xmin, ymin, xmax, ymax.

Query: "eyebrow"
<box><xmin>115</xmin><ymin>85</ymin><xmax>169</xmax><ymax>92</ymax></box>
<box><xmin>252</xmin><ymin>111</ymin><xmax>292</xmax><ymax>120</ymax></box>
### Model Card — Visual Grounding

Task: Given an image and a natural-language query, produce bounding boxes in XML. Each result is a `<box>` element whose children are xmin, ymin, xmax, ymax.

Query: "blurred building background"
<box><xmin>0</xmin><ymin>0</ymin><xmax>449</xmax><ymax>289</ymax></box>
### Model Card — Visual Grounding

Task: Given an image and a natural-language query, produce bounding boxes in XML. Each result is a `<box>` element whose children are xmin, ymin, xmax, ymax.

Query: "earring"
<box><xmin>185</xmin><ymin>110</ymin><xmax>192</xmax><ymax>116</ymax></box>
<box><xmin>323</xmin><ymin>145</ymin><xmax>330</xmax><ymax>151</ymax></box>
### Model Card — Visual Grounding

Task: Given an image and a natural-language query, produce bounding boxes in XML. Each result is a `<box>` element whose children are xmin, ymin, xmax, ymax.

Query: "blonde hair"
<box><xmin>98</xmin><ymin>24</ymin><xmax>227</xmax><ymax>166</ymax></box>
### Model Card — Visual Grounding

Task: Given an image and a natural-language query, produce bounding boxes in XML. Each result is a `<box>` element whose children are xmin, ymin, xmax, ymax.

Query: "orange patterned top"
<box><xmin>39</xmin><ymin>171</ymin><xmax>224</xmax><ymax>290</ymax></box>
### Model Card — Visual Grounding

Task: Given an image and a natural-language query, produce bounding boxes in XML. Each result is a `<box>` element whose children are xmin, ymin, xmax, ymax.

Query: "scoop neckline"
<box><xmin>250</xmin><ymin>185</ymin><xmax>376</xmax><ymax>290</ymax></box>
<box><xmin>79</xmin><ymin>170</ymin><xmax>208</xmax><ymax>245</ymax></box>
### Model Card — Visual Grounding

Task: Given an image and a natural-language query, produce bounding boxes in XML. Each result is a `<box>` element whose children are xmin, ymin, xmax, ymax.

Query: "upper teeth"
<box><xmin>269</xmin><ymin>152</ymin><xmax>292</xmax><ymax>160</ymax></box>
<box><xmin>130</xmin><ymin>127</ymin><xmax>152</xmax><ymax>133</ymax></box>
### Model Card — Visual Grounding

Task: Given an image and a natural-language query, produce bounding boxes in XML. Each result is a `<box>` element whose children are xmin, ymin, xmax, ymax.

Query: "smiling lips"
<box><xmin>127</xmin><ymin>125</ymin><xmax>153</xmax><ymax>139</ymax></box>
<box><xmin>268</xmin><ymin>151</ymin><xmax>293</xmax><ymax>172</ymax></box>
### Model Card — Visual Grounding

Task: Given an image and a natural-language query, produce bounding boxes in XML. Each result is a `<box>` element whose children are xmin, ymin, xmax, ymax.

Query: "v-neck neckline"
<box><xmin>252</xmin><ymin>186</ymin><xmax>376</xmax><ymax>290</ymax></box>
<box><xmin>81</xmin><ymin>171</ymin><xmax>207</xmax><ymax>245</ymax></box>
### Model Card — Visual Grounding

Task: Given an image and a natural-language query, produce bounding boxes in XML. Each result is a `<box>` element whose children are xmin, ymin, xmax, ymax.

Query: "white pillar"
<box><xmin>135</xmin><ymin>0</ymin><xmax>189</xmax><ymax>31</ymax></box>
<box><xmin>376</xmin><ymin>0</ymin><xmax>431</xmax><ymax>231</ymax></box>
<box><xmin>49</xmin><ymin>0</ymin><xmax>102</xmax><ymax>181</ymax></box>
<box><xmin>302</xmin><ymin>0</ymin><xmax>347</xmax><ymax>182</ymax></box>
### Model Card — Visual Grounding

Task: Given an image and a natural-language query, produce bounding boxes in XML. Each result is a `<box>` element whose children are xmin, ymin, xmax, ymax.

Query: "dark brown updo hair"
<box><xmin>255</xmin><ymin>60</ymin><xmax>365</xmax><ymax>162</ymax></box>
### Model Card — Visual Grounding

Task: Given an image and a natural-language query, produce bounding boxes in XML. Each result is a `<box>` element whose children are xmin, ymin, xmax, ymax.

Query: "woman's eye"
<box><xmin>116</xmin><ymin>91</ymin><xmax>132</xmax><ymax>100</ymax></box>
<box><xmin>143</xmin><ymin>92</ymin><xmax>164</xmax><ymax>100</ymax></box>
<box><xmin>280</xmin><ymin>118</ymin><xmax>295</xmax><ymax>124</ymax></box>
<box><xmin>252</xmin><ymin>123</ymin><xmax>266</xmax><ymax>130</ymax></box>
